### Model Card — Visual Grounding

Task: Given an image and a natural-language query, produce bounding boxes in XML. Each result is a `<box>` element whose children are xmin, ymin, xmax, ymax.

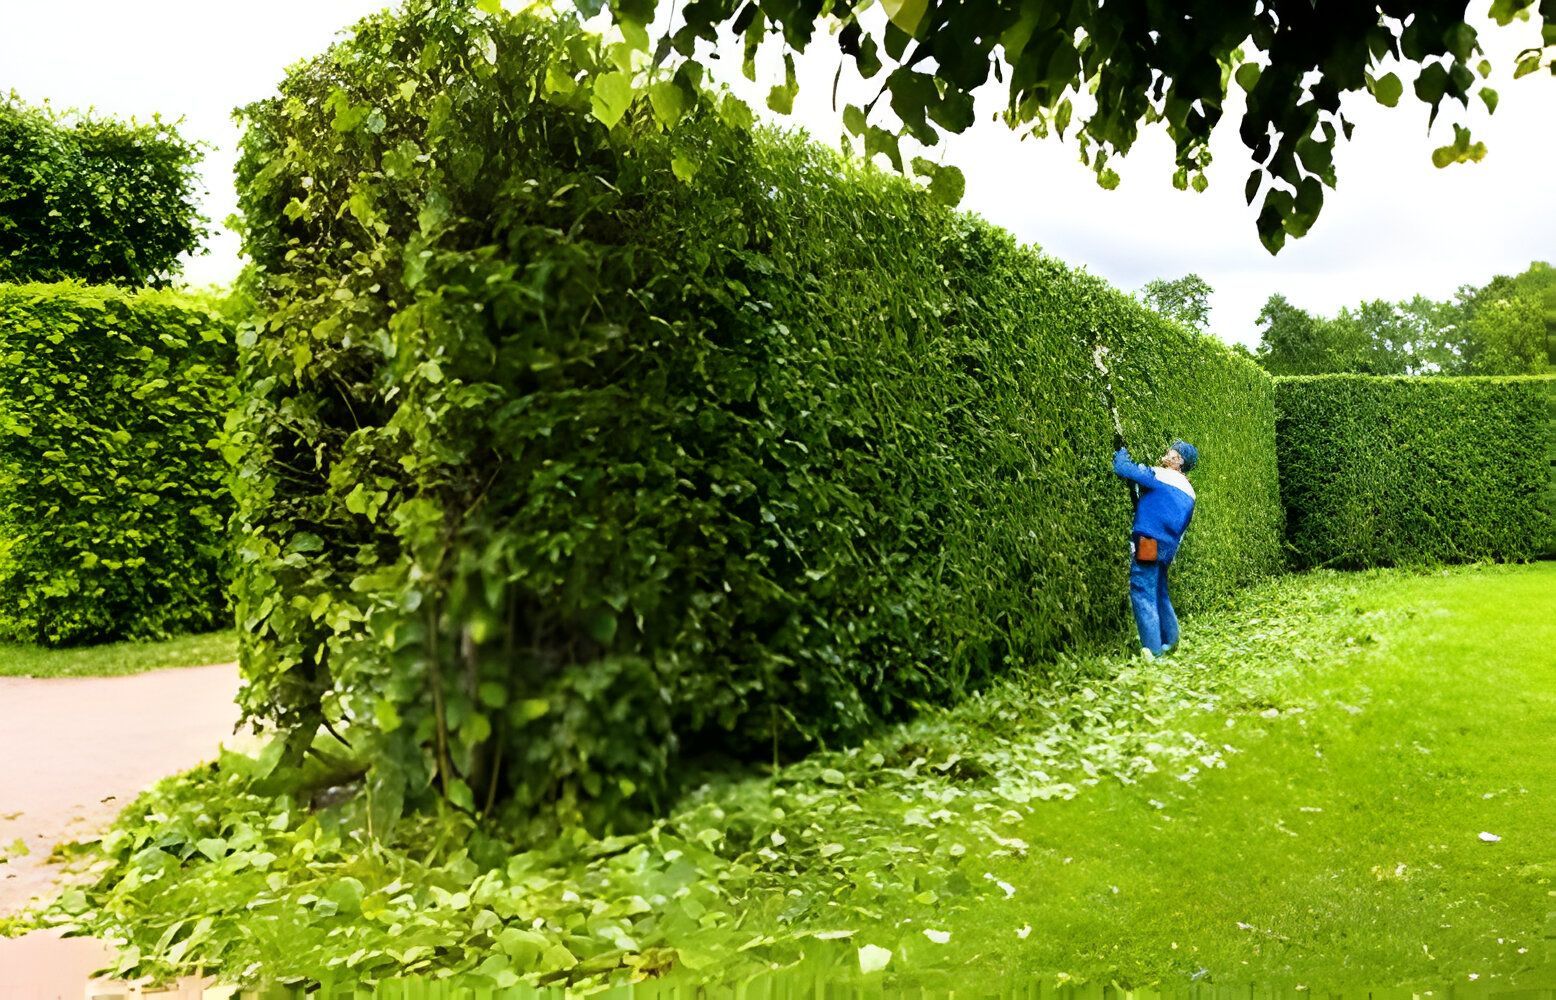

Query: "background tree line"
<box><xmin>1142</xmin><ymin>263</ymin><xmax>1555</xmax><ymax>376</ymax></box>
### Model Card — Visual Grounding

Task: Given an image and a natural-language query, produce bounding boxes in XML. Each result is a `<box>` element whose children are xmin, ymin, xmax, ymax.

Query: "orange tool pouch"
<box><xmin>1134</xmin><ymin>534</ymin><xmax>1159</xmax><ymax>563</ymax></box>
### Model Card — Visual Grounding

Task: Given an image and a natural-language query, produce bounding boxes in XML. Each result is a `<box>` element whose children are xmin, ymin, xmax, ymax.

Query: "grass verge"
<box><xmin>31</xmin><ymin>565</ymin><xmax>1556</xmax><ymax>992</ymax></box>
<box><xmin>0</xmin><ymin>630</ymin><xmax>236</xmax><ymax>678</ymax></box>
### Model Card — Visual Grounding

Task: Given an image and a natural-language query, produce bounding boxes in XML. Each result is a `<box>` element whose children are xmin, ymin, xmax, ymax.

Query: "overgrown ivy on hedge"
<box><xmin>1275</xmin><ymin>374</ymin><xmax>1556</xmax><ymax>568</ymax></box>
<box><xmin>0</xmin><ymin>283</ymin><xmax>235</xmax><ymax>645</ymax></box>
<box><xmin>229</xmin><ymin>4</ymin><xmax>1283</xmax><ymax>834</ymax></box>
<box><xmin>0</xmin><ymin>97</ymin><xmax>206</xmax><ymax>286</ymax></box>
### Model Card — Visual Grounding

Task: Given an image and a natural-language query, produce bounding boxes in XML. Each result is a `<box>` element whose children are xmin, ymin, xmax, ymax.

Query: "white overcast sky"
<box><xmin>2</xmin><ymin>1</ymin><xmax>1552</xmax><ymax>347</ymax></box>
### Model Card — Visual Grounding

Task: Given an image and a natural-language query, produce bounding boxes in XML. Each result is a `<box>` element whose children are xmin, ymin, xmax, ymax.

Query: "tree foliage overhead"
<box><xmin>577</xmin><ymin>0</ymin><xmax>1556</xmax><ymax>252</ymax></box>
<box><xmin>0</xmin><ymin>95</ymin><xmax>206</xmax><ymax>286</ymax></box>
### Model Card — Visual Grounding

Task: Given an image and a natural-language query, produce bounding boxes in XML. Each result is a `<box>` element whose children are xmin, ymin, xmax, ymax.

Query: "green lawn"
<box><xmin>47</xmin><ymin>564</ymin><xmax>1556</xmax><ymax>994</ymax></box>
<box><xmin>894</xmin><ymin>564</ymin><xmax>1556</xmax><ymax>991</ymax></box>
<box><xmin>0</xmin><ymin>629</ymin><xmax>236</xmax><ymax>678</ymax></box>
<box><xmin>667</xmin><ymin>563</ymin><xmax>1556</xmax><ymax>993</ymax></box>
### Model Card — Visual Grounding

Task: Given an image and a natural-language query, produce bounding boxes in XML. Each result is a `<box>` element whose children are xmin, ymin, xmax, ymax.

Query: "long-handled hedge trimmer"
<box><xmin>1091</xmin><ymin>343</ymin><xmax>1140</xmax><ymax>507</ymax></box>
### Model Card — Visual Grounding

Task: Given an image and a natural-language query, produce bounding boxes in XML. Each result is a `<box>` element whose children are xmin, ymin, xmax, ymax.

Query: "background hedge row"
<box><xmin>229</xmin><ymin>6</ymin><xmax>1282</xmax><ymax>831</ymax></box>
<box><xmin>0</xmin><ymin>282</ymin><xmax>235</xmax><ymax>645</ymax></box>
<box><xmin>1274</xmin><ymin>374</ymin><xmax>1555</xmax><ymax>567</ymax></box>
<box><xmin>0</xmin><ymin>97</ymin><xmax>205</xmax><ymax>287</ymax></box>
<box><xmin>1547</xmin><ymin>379</ymin><xmax>1556</xmax><ymax>557</ymax></box>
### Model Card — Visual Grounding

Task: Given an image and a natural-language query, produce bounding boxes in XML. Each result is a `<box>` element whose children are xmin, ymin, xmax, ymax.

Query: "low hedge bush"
<box><xmin>0</xmin><ymin>282</ymin><xmax>235</xmax><ymax>645</ymax></box>
<box><xmin>1275</xmin><ymin>374</ymin><xmax>1555</xmax><ymax>567</ymax></box>
<box><xmin>0</xmin><ymin>97</ymin><xmax>206</xmax><ymax>286</ymax></box>
<box><xmin>229</xmin><ymin>5</ymin><xmax>1283</xmax><ymax>831</ymax></box>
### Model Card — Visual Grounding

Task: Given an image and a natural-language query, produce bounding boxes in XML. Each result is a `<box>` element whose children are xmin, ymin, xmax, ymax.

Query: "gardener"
<box><xmin>1112</xmin><ymin>440</ymin><xmax>1198</xmax><ymax>658</ymax></box>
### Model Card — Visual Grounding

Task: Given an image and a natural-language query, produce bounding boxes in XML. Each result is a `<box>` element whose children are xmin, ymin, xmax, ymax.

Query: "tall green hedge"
<box><xmin>1545</xmin><ymin>379</ymin><xmax>1556</xmax><ymax>557</ymax></box>
<box><xmin>1275</xmin><ymin>375</ymin><xmax>1556</xmax><ymax>567</ymax></box>
<box><xmin>0</xmin><ymin>282</ymin><xmax>235</xmax><ymax>645</ymax></box>
<box><xmin>230</xmin><ymin>5</ymin><xmax>1283</xmax><ymax>831</ymax></box>
<box><xmin>0</xmin><ymin>97</ymin><xmax>206</xmax><ymax>286</ymax></box>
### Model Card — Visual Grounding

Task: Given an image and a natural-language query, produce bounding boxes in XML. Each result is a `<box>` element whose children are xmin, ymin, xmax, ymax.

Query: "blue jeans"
<box><xmin>1129</xmin><ymin>557</ymin><xmax>1179</xmax><ymax>656</ymax></box>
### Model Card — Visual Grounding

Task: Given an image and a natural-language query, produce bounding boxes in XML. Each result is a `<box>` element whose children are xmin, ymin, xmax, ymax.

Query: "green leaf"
<box><xmin>1431</xmin><ymin>124</ymin><xmax>1487</xmax><ymax>168</ymax></box>
<box><xmin>590</xmin><ymin>71</ymin><xmax>636</xmax><ymax>128</ymax></box>
<box><xmin>767</xmin><ymin>55</ymin><xmax>798</xmax><ymax>115</ymax></box>
<box><xmin>544</xmin><ymin>62</ymin><xmax>578</xmax><ymax>98</ymax></box>
<box><xmin>1443</xmin><ymin>24</ymin><xmax>1477</xmax><ymax>61</ymax></box>
<box><xmin>512</xmin><ymin>699</ymin><xmax>550</xmax><ymax>723</ymax></box>
<box><xmin>288</xmin><ymin>533</ymin><xmax>323</xmax><ymax>554</ymax></box>
<box><xmin>1413</xmin><ymin>63</ymin><xmax>1449</xmax><ymax>105</ymax></box>
<box><xmin>1489</xmin><ymin>0</ymin><xmax>1527</xmax><ymax>24</ymax></box>
<box><xmin>842</xmin><ymin>104</ymin><xmax>867</xmax><ymax>137</ymax></box>
<box><xmin>1054</xmin><ymin>98</ymin><xmax>1073</xmax><ymax>135</ymax></box>
<box><xmin>587</xmin><ymin>609</ymin><xmax>618</xmax><ymax>644</ymax></box>
<box><xmin>741</xmin><ymin>7</ymin><xmax>764</xmax><ymax>81</ymax></box>
<box><xmin>671</xmin><ymin>153</ymin><xmax>700</xmax><ymax>182</ymax></box>
<box><xmin>325</xmin><ymin>877</ymin><xmax>365</xmax><ymax>915</ymax></box>
<box><xmin>1371</xmin><ymin>71</ymin><xmax>1403</xmax><ymax>108</ymax></box>
<box><xmin>718</xmin><ymin>94</ymin><xmax>755</xmax><ymax>130</ymax></box>
<box><xmin>497</xmin><ymin>927</ymin><xmax>549</xmax><ymax>969</ymax></box>
<box><xmin>447</xmin><ymin>778</ymin><xmax>475</xmax><ymax>812</ymax></box>
<box><xmin>619</xmin><ymin>18</ymin><xmax>650</xmax><ymax>52</ymax></box>
<box><xmin>648</xmin><ymin>80</ymin><xmax>687</xmax><ymax>129</ymax></box>
<box><xmin>460</xmin><ymin>712</ymin><xmax>492</xmax><ymax>746</ymax></box>
<box><xmin>367</xmin><ymin>752</ymin><xmax>406</xmax><ymax>840</ymax></box>
<box><xmin>864</xmin><ymin>126</ymin><xmax>903</xmax><ymax>171</ymax></box>
<box><xmin>927</xmin><ymin>87</ymin><xmax>975</xmax><ymax>133</ymax></box>
<box><xmin>880</xmin><ymin>0</ymin><xmax>928</xmax><ymax>36</ymax></box>
<box><xmin>375</xmin><ymin>698</ymin><xmax>402</xmax><ymax>733</ymax></box>
<box><xmin>478</xmin><ymin>681</ymin><xmax>508</xmax><ymax>709</ymax></box>
<box><xmin>1478</xmin><ymin>87</ymin><xmax>1499</xmax><ymax>114</ymax></box>
<box><xmin>912</xmin><ymin>158</ymin><xmax>966</xmax><ymax>206</ymax></box>
<box><xmin>856</xmin><ymin>33</ymin><xmax>883</xmax><ymax>79</ymax></box>
<box><xmin>1234</xmin><ymin>63</ymin><xmax>1261</xmax><ymax>93</ymax></box>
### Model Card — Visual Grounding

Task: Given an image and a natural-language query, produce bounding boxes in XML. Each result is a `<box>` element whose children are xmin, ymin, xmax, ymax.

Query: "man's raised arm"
<box><xmin>1112</xmin><ymin>448</ymin><xmax>1159</xmax><ymax>490</ymax></box>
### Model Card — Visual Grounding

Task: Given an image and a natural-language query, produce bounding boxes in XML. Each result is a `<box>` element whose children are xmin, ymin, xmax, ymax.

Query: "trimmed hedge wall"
<box><xmin>1547</xmin><ymin>380</ymin><xmax>1556</xmax><ymax>557</ymax></box>
<box><xmin>1275</xmin><ymin>374</ymin><xmax>1556</xmax><ymax>567</ymax></box>
<box><xmin>231</xmin><ymin>6</ymin><xmax>1283</xmax><ymax>829</ymax></box>
<box><xmin>0</xmin><ymin>282</ymin><xmax>235</xmax><ymax>645</ymax></box>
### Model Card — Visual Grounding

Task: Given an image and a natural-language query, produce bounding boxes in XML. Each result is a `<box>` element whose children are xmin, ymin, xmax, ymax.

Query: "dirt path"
<box><xmin>0</xmin><ymin>662</ymin><xmax>244</xmax><ymax>998</ymax></box>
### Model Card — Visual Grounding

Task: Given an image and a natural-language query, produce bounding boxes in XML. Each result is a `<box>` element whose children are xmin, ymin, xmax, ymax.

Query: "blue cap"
<box><xmin>1171</xmin><ymin>440</ymin><xmax>1198</xmax><ymax>473</ymax></box>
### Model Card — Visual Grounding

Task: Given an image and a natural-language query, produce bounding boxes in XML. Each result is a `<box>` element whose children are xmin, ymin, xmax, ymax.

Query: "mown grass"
<box><xmin>0</xmin><ymin>629</ymin><xmax>236</xmax><ymax>678</ymax></box>
<box><xmin>883</xmin><ymin>564</ymin><xmax>1556</xmax><ymax>991</ymax></box>
<box><xmin>42</xmin><ymin>565</ymin><xmax>1556</xmax><ymax>994</ymax></box>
